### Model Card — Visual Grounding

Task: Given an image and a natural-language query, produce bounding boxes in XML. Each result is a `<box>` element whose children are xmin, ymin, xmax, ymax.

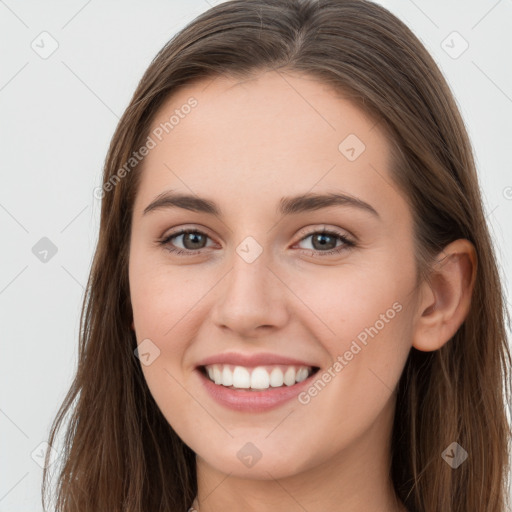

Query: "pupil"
<box><xmin>186</xmin><ymin>232</ymin><xmax>203</xmax><ymax>249</ymax></box>
<box><xmin>314</xmin><ymin>234</ymin><xmax>334</xmax><ymax>250</ymax></box>
<box><xmin>182</xmin><ymin>233</ymin><xmax>337</xmax><ymax>251</ymax></box>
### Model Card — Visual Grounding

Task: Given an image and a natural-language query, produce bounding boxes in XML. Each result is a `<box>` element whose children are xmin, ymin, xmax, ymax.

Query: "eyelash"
<box><xmin>157</xmin><ymin>227</ymin><xmax>356</xmax><ymax>258</ymax></box>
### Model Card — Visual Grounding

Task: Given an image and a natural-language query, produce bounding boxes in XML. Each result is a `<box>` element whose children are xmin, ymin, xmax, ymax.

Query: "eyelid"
<box><xmin>158</xmin><ymin>227</ymin><xmax>218</xmax><ymax>250</ymax></box>
<box><xmin>158</xmin><ymin>224</ymin><xmax>356</xmax><ymax>256</ymax></box>
<box><xmin>159</xmin><ymin>224</ymin><xmax>353</xmax><ymax>244</ymax></box>
<box><xmin>159</xmin><ymin>224</ymin><xmax>217</xmax><ymax>243</ymax></box>
<box><xmin>295</xmin><ymin>224</ymin><xmax>354</xmax><ymax>241</ymax></box>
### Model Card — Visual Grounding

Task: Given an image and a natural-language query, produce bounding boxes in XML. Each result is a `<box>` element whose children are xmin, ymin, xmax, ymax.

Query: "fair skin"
<box><xmin>128</xmin><ymin>70</ymin><xmax>476</xmax><ymax>512</ymax></box>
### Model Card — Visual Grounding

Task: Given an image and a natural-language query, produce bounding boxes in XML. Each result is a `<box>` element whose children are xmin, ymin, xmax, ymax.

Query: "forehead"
<box><xmin>134</xmin><ymin>70</ymin><xmax>402</xmax><ymax>222</ymax></box>
<box><xmin>148</xmin><ymin>70</ymin><xmax>385</xmax><ymax>155</ymax></box>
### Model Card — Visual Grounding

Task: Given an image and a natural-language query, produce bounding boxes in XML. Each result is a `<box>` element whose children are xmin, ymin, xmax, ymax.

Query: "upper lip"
<box><xmin>196</xmin><ymin>352</ymin><xmax>319</xmax><ymax>368</ymax></box>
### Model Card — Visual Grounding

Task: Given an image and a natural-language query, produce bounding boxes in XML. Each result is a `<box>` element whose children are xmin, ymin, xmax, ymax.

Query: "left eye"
<box><xmin>296</xmin><ymin>230</ymin><xmax>354</xmax><ymax>254</ymax></box>
<box><xmin>158</xmin><ymin>229</ymin><xmax>214</xmax><ymax>254</ymax></box>
<box><xmin>158</xmin><ymin>228</ymin><xmax>355</xmax><ymax>257</ymax></box>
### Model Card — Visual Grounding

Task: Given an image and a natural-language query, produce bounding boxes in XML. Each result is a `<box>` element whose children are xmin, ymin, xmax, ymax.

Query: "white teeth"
<box><xmin>250</xmin><ymin>367</ymin><xmax>270</xmax><ymax>389</ymax></box>
<box><xmin>222</xmin><ymin>365</ymin><xmax>233</xmax><ymax>386</ymax></box>
<box><xmin>232</xmin><ymin>366</ymin><xmax>251</xmax><ymax>388</ymax></box>
<box><xmin>204</xmin><ymin>364</ymin><xmax>314</xmax><ymax>390</ymax></box>
<box><xmin>283</xmin><ymin>367</ymin><xmax>296</xmax><ymax>386</ymax></box>
<box><xmin>213</xmin><ymin>365</ymin><xmax>222</xmax><ymax>385</ymax></box>
<box><xmin>269</xmin><ymin>367</ymin><xmax>284</xmax><ymax>387</ymax></box>
<box><xmin>296</xmin><ymin>367</ymin><xmax>309</xmax><ymax>382</ymax></box>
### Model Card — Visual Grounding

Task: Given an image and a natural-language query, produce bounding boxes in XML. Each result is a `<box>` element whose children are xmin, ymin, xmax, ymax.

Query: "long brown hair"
<box><xmin>42</xmin><ymin>0</ymin><xmax>512</xmax><ymax>510</ymax></box>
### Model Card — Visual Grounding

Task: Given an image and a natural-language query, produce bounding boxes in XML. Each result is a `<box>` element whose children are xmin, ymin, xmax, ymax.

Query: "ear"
<box><xmin>412</xmin><ymin>239</ymin><xmax>477</xmax><ymax>352</ymax></box>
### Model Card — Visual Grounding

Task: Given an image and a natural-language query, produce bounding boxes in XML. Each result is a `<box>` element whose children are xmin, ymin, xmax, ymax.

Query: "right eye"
<box><xmin>158</xmin><ymin>229</ymin><xmax>215</xmax><ymax>256</ymax></box>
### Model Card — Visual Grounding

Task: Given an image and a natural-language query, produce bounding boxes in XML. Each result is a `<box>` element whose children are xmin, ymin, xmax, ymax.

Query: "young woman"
<box><xmin>42</xmin><ymin>0</ymin><xmax>511</xmax><ymax>511</ymax></box>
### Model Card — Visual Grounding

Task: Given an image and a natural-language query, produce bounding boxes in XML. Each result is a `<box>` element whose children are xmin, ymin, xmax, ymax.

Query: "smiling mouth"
<box><xmin>199</xmin><ymin>364</ymin><xmax>320</xmax><ymax>391</ymax></box>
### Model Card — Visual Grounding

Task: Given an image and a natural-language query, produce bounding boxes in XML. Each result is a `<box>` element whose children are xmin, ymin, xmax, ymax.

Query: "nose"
<box><xmin>210</xmin><ymin>249</ymin><xmax>290</xmax><ymax>338</ymax></box>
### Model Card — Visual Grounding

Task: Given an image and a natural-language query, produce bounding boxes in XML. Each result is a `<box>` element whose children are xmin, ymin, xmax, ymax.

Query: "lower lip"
<box><xmin>196</xmin><ymin>368</ymin><xmax>318</xmax><ymax>412</ymax></box>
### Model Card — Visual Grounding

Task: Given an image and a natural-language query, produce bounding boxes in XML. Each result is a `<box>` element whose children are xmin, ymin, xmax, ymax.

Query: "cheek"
<box><xmin>290</xmin><ymin>256</ymin><xmax>413</xmax><ymax>344</ymax></box>
<box><xmin>129</xmin><ymin>247</ymin><xmax>207</xmax><ymax>338</ymax></box>
<box><xmin>128</xmin><ymin>249</ymin><xmax>221</xmax><ymax>410</ymax></box>
<box><xmin>129</xmin><ymin>248</ymin><xmax>189</xmax><ymax>380</ymax></box>
<box><xmin>293</xmin><ymin>256</ymin><xmax>414</xmax><ymax>406</ymax></box>
<box><xmin>129</xmin><ymin>258</ymin><xmax>199</xmax><ymax>432</ymax></box>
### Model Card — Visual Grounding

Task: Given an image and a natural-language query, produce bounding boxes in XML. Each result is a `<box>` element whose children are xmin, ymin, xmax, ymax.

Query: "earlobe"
<box><xmin>412</xmin><ymin>239</ymin><xmax>477</xmax><ymax>352</ymax></box>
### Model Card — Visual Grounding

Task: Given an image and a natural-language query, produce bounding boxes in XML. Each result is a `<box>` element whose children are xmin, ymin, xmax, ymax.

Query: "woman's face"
<box><xmin>129</xmin><ymin>70</ymin><xmax>420</xmax><ymax>480</ymax></box>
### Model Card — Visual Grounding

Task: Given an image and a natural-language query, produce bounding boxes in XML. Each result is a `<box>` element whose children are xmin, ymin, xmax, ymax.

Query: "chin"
<box><xmin>196</xmin><ymin>441</ymin><xmax>312</xmax><ymax>481</ymax></box>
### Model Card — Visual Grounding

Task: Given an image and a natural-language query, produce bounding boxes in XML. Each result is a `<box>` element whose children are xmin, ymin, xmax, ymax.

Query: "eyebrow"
<box><xmin>142</xmin><ymin>190</ymin><xmax>380</xmax><ymax>218</ymax></box>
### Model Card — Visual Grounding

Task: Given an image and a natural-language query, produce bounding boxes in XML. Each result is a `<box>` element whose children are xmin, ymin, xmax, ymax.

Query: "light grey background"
<box><xmin>1</xmin><ymin>0</ymin><xmax>511</xmax><ymax>510</ymax></box>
